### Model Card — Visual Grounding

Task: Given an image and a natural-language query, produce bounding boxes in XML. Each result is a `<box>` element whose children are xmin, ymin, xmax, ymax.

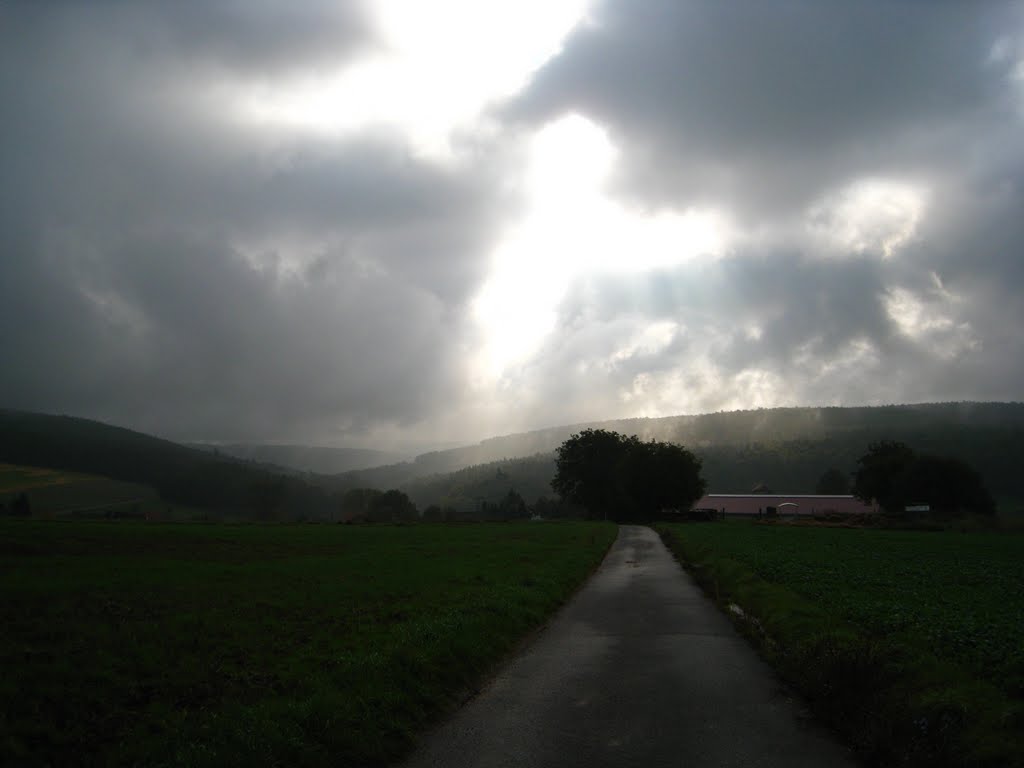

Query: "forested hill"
<box><xmin>189</xmin><ymin>442</ymin><xmax>405</xmax><ymax>475</ymax></box>
<box><xmin>5</xmin><ymin>402</ymin><xmax>1023</xmax><ymax>516</ymax></box>
<box><xmin>397</xmin><ymin>409</ymin><xmax>1024</xmax><ymax>518</ymax></box>
<box><xmin>343</xmin><ymin>402</ymin><xmax>1024</xmax><ymax>488</ymax></box>
<box><xmin>0</xmin><ymin>410</ymin><xmax>334</xmax><ymax>517</ymax></box>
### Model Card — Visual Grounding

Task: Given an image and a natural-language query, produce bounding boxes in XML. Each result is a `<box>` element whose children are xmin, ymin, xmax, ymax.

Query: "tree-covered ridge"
<box><xmin>401</xmin><ymin>455</ymin><xmax>558</xmax><ymax>515</ymax></box>
<box><xmin>339</xmin><ymin>401</ymin><xmax>1024</xmax><ymax>489</ymax></box>
<box><xmin>397</xmin><ymin>426</ymin><xmax>1023</xmax><ymax>515</ymax></box>
<box><xmin>4</xmin><ymin>403</ymin><xmax>1024</xmax><ymax>518</ymax></box>
<box><xmin>0</xmin><ymin>410</ymin><xmax>336</xmax><ymax>518</ymax></box>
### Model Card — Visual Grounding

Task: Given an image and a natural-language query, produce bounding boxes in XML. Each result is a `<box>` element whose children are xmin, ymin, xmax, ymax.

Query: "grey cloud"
<box><xmin>0</xmin><ymin>2</ymin><xmax>503</xmax><ymax>444</ymax></box>
<box><xmin>477</xmin><ymin>0</ymin><xmax>1024</xmax><ymax>430</ymax></box>
<box><xmin>156</xmin><ymin>2</ymin><xmax>372</xmax><ymax>75</ymax></box>
<box><xmin>3</xmin><ymin>0</ymin><xmax>1024</xmax><ymax>448</ymax></box>
<box><xmin>508</xmin><ymin>0</ymin><xmax>1019</xmax><ymax>217</ymax></box>
<box><xmin>504</xmin><ymin>235</ymin><xmax>1014</xmax><ymax>431</ymax></box>
<box><xmin>0</xmin><ymin>228</ymin><xmax>471</xmax><ymax>443</ymax></box>
<box><xmin>1</xmin><ymin>1</ymin><xmax>372</xmax><ymax>79</ymax></box>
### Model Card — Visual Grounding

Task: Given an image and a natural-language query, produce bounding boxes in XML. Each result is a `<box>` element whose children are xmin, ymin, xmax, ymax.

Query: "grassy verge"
<box><xmin>656</xmin><ymin>522</ymin><xmax>1024</xmax><ymax>768</ymax></box>
<box><xmin>1</xmin><ymin>520</ymin><xmax>616</xmax><ymax>766</ymax></box>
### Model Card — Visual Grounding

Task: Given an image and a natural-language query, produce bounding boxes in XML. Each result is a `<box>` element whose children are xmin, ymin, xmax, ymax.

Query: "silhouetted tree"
<box><xmin>340</xmin><ymin>488</ymin><xmax>382</xmax><ymax>522</ymax></box>
<box><xmin>552</xmin><ymin>429</ymin><xmax>634</xmax><ymax>520</ymax></box>
<box><xmin>249</xmin><ymin>478</ymin><xmax>287</xmax><ymax>520</ymax></box>
<box><xmin>532</xmin><ymin>496</ymin><xmax>585</xmax><ymax>519</ymax></box>
<box><xmin>368</xmin><ymin>489</ymin><xmax>417</xmax><ymax>523</ymax></box>
<box><xmin>851</xmin><ymin>441</ymin><xmax>916</xmax><ymax>513</ymax></box>
<box><xmin>620</xmin><ymin>439</ymin><xmax>706</xmax><ymax>521</ymax></box>
<box><xmin>498</xmin><ymin>488</ymin><xmax>529</xmax><ymax>520</ymax></box>
<box><xmin>552</xmin><ymin>429</ymin><xmax>705</xmax><ymax>522</ymax></box>
<box><xmin>852</xmin><ymin>441</ymin><xmax>994</xmax><ymax>516</ymax></box>
<box><xmin>815</xmin><ymin>467</ymin><xmax>850</xmax><ymax>495</ymax></box>
<box><xmin>10</xmin><ymin>493</ymin><xmax>31</xmax><ymax>517</ymax></box>
<box><xmin>898</xmin><ymin>454</ymin><xmax>995</xmax><ymax>517</ymax></box>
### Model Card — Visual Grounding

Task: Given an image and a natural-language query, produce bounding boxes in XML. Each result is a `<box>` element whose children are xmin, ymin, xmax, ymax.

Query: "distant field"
<box><xmin>659</xmin><ymin>522</ymin><xmax>1024</xmax><ymax>766</ymax></box>
<box><xmin>0</xmin><ymin>463</ymin><xmax>166</xmax><ymax>517</ymax></box>
<box><xmin>0</xmin><ymin>463</ymin><xmax>92</xmax><ymax>492</ymax></box>
<box><xmin>0</xmin><ymin>520</ymin><xmax>615</xmax><ymax>767</ymax></box>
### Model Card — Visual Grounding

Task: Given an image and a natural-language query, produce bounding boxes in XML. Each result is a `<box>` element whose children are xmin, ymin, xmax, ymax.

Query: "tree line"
<box><xmin>1</xmin><ymin>409</ymin><xmax>1008</xmax><ymax>522</ymax></box>
<box><xmin>851</xmin><ymin>440</ymin><xmax>994</xmax><ymax>517</ymax></box>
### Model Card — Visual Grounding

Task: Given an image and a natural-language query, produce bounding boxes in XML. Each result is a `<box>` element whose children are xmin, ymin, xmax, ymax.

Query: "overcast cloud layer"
<box><xmin>2</xmin><ymin>1</ymin><xmax>1023</xmax><ymax>449</ymax></box>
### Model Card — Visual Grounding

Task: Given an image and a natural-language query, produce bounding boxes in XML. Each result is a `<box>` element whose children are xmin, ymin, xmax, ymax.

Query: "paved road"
<box><xmin>401</xmin><ymin>525</ymin><xmax>860</xmax><ymax>768</ymax></box>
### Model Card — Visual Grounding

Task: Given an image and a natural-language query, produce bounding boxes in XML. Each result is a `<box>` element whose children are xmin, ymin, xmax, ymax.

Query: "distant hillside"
<box><xmin>191</xmin><ymin>443</ymin><xmax>405</xmax><ymax>475</ymax></box>
<box><xmin>5</xmin><ymin>402</ymin><xmax>1022</xmax><ymax>518</ymax></box>
<box><xmin>392</xmin><ymin>403</ymin><xmax>1024</xmax><ymax>514</ymax></box>
<box><xmin>401</xmin><ymin>454</ymin><xmax>558</xmax><ymax>513</ymax></box>
<box><xmin>344</xmin><ymin>401</ymin><xmax>1024</xmax><ymax>486</ymax></box>
<box><xmin>0</xmin><ymin>410</ymin><xmax>335</xmax><ymax>518</ymax></box>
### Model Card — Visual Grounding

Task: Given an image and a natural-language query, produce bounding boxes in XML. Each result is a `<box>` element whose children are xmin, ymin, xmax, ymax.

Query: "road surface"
<box><xmin>401</xmin><ymin>525</ymin><xmax>859</xmax><ymax>768</ymax></box>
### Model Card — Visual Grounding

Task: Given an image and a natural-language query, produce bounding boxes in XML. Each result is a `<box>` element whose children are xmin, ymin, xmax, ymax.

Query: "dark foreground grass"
<box><xmin>657</xmin><ymin>522</ymin><xmax>1024</xmax><ymax>767</ymax></box>
<box><xmin>0</xmin><ymin>520</ymin><xmax>616</xmax><ymax>767</ymax></box>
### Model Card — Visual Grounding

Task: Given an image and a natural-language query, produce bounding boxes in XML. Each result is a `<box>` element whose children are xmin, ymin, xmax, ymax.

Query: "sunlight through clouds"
<box><xmin>5</xmin><ymin>1</ymin><xmax>1023</xmax><ymax>447</ymax></box>
<box><xmin>473</xmin><ymin>115</ymin><xmax>731</xmax><ymax>377</ymax></box>
<box><xmin>234</xmin><ymin>0</ymin><xmax>591</xmax><ymax>158</ymax></box>
<box><xmin>884</xmin><ymin>284</ymin><xmax>979</xmax><ymax>360</ymax></box>
<box><xmin>622</xmin><ymin>363</ymin><xmax>786</xmax><ymax>417</ymax></box>
<box><xmin>807</xmin><ymin>177</ymin><xmax>929</xmax><ymax>258</ymax></box>
<box><xmin>609</xmin><ymin>320</ymin><xmax>679</xmax><ymax>365</ymax></box>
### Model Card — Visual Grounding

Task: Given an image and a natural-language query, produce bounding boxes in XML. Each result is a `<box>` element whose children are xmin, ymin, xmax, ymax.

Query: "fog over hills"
<box><xmin>388</xmin><ymin>402</ymin><xmax>1024</xmax><ymax>513</ymax></box>
<box><xmin>190</xmin><ymin>443</ymin><xmax>408</xmax><ymax>476</ymax></box>
<box><xmin>344</xmin><ymin>401</ymin><xmax>1022</xmax><ymax>475</ymax></box>
<box><xmin>4</xmin><ymin>402</ymin><xmax>1023</xmax><ymax>517</ymax></box>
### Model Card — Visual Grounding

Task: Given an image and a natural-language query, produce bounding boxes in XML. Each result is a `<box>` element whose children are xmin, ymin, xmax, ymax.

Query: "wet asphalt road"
<box><xmin>400</xmin><ymin>525</ymin><xmax>860</xmax><ymax>768</ymax></box>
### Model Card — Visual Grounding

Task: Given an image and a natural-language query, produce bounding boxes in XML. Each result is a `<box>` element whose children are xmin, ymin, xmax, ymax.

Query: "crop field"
<box><xmin>0</xmin><ymin>519</ymin><xmax>616</xmax><ymax>767</ymax></box>
<box><xmin>658</xmin><ymin>522</ymin><xmax>1024</xmax><ymax>766</ymax></box>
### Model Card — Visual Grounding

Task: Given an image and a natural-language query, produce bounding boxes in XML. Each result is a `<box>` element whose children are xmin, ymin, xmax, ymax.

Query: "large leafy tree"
<box><xmin>897</xmin><ymin>454</ymin><xmax>995</xmax><ymax>517</ymax></box>
<box><xmin>551</xmin><ymin>429</ymin><xmax>631</xmax><ymax>520</ymax></box>
<box><xmin>852</xmin><ymin>441</ymin><xmax>994</xmax><ymax>516</ymax></box>
<box><xmin>851</xmin><ymin>440</ymin><xmax>916</xmax><ymax>513</ymax></box>
<box><xmin>552</xmin><ymin>429</ymin><xmax>706</xmax><ymax>522</ymax></box>
<box><xmin>368</xmin><ymin>489</ymin><xmax>418</xmax><ymax>523</ymax></box>
<box><xmin>815</xmin><ymin>467</ymin><xmax>850</xmax><ymax>495</ymax></box>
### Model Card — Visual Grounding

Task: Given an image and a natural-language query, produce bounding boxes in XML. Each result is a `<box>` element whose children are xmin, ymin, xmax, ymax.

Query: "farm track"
<box><xmin>402</xmin><ymin>525</ymin><xmax>859</xmax><ymax>768</ymax></box>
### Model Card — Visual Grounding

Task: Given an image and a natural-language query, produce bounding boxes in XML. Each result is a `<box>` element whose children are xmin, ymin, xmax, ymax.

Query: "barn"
<box><xmin>692</xmin><ymin>493</ymin><xmax>878</xmax><ymax>517</ymax></box>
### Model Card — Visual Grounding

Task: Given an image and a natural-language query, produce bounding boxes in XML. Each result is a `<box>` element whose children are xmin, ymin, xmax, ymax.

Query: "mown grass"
<box><xmin>0</xmin><ymin>520</ymin><xmax>616</xmax><ymax>767</ymax></box>
<box><xmin>657</xmin><ymin>522</ymin><xmax>1024</xmax><ymax>767</ymax></box>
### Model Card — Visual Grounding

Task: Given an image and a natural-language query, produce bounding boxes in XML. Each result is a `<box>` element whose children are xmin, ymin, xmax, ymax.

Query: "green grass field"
<box><xmin>658</xmin><ymin>521</ymin><xmax>1024</xmax><ymax>767</ymax></box>
<box><xmin>0</xmin><ymin>520</ymin><xmax>616</xmax><ymax>767</ymax></box>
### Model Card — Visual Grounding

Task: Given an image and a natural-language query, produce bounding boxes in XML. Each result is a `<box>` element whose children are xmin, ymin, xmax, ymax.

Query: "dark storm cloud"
<box><xmin>509</xmin><ymin>0</ymin><xmax>1020</xmax><ymax>217</ymax></box>
<box><xmin>1</xmin><ymin>234</ymin><xmax>467</xmax><ymax>442</ymax></box>
<box><xmin>0</xmin><ymin>1</ymin><xmax>501</xmax><ymax>443</ymax></box>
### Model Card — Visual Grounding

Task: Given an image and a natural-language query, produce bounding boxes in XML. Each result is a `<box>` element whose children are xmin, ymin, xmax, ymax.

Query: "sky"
<box><xmin>2</xmin><ymin>1</ymin><xmax>1024</xmax><ymax>451</ymax></box>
